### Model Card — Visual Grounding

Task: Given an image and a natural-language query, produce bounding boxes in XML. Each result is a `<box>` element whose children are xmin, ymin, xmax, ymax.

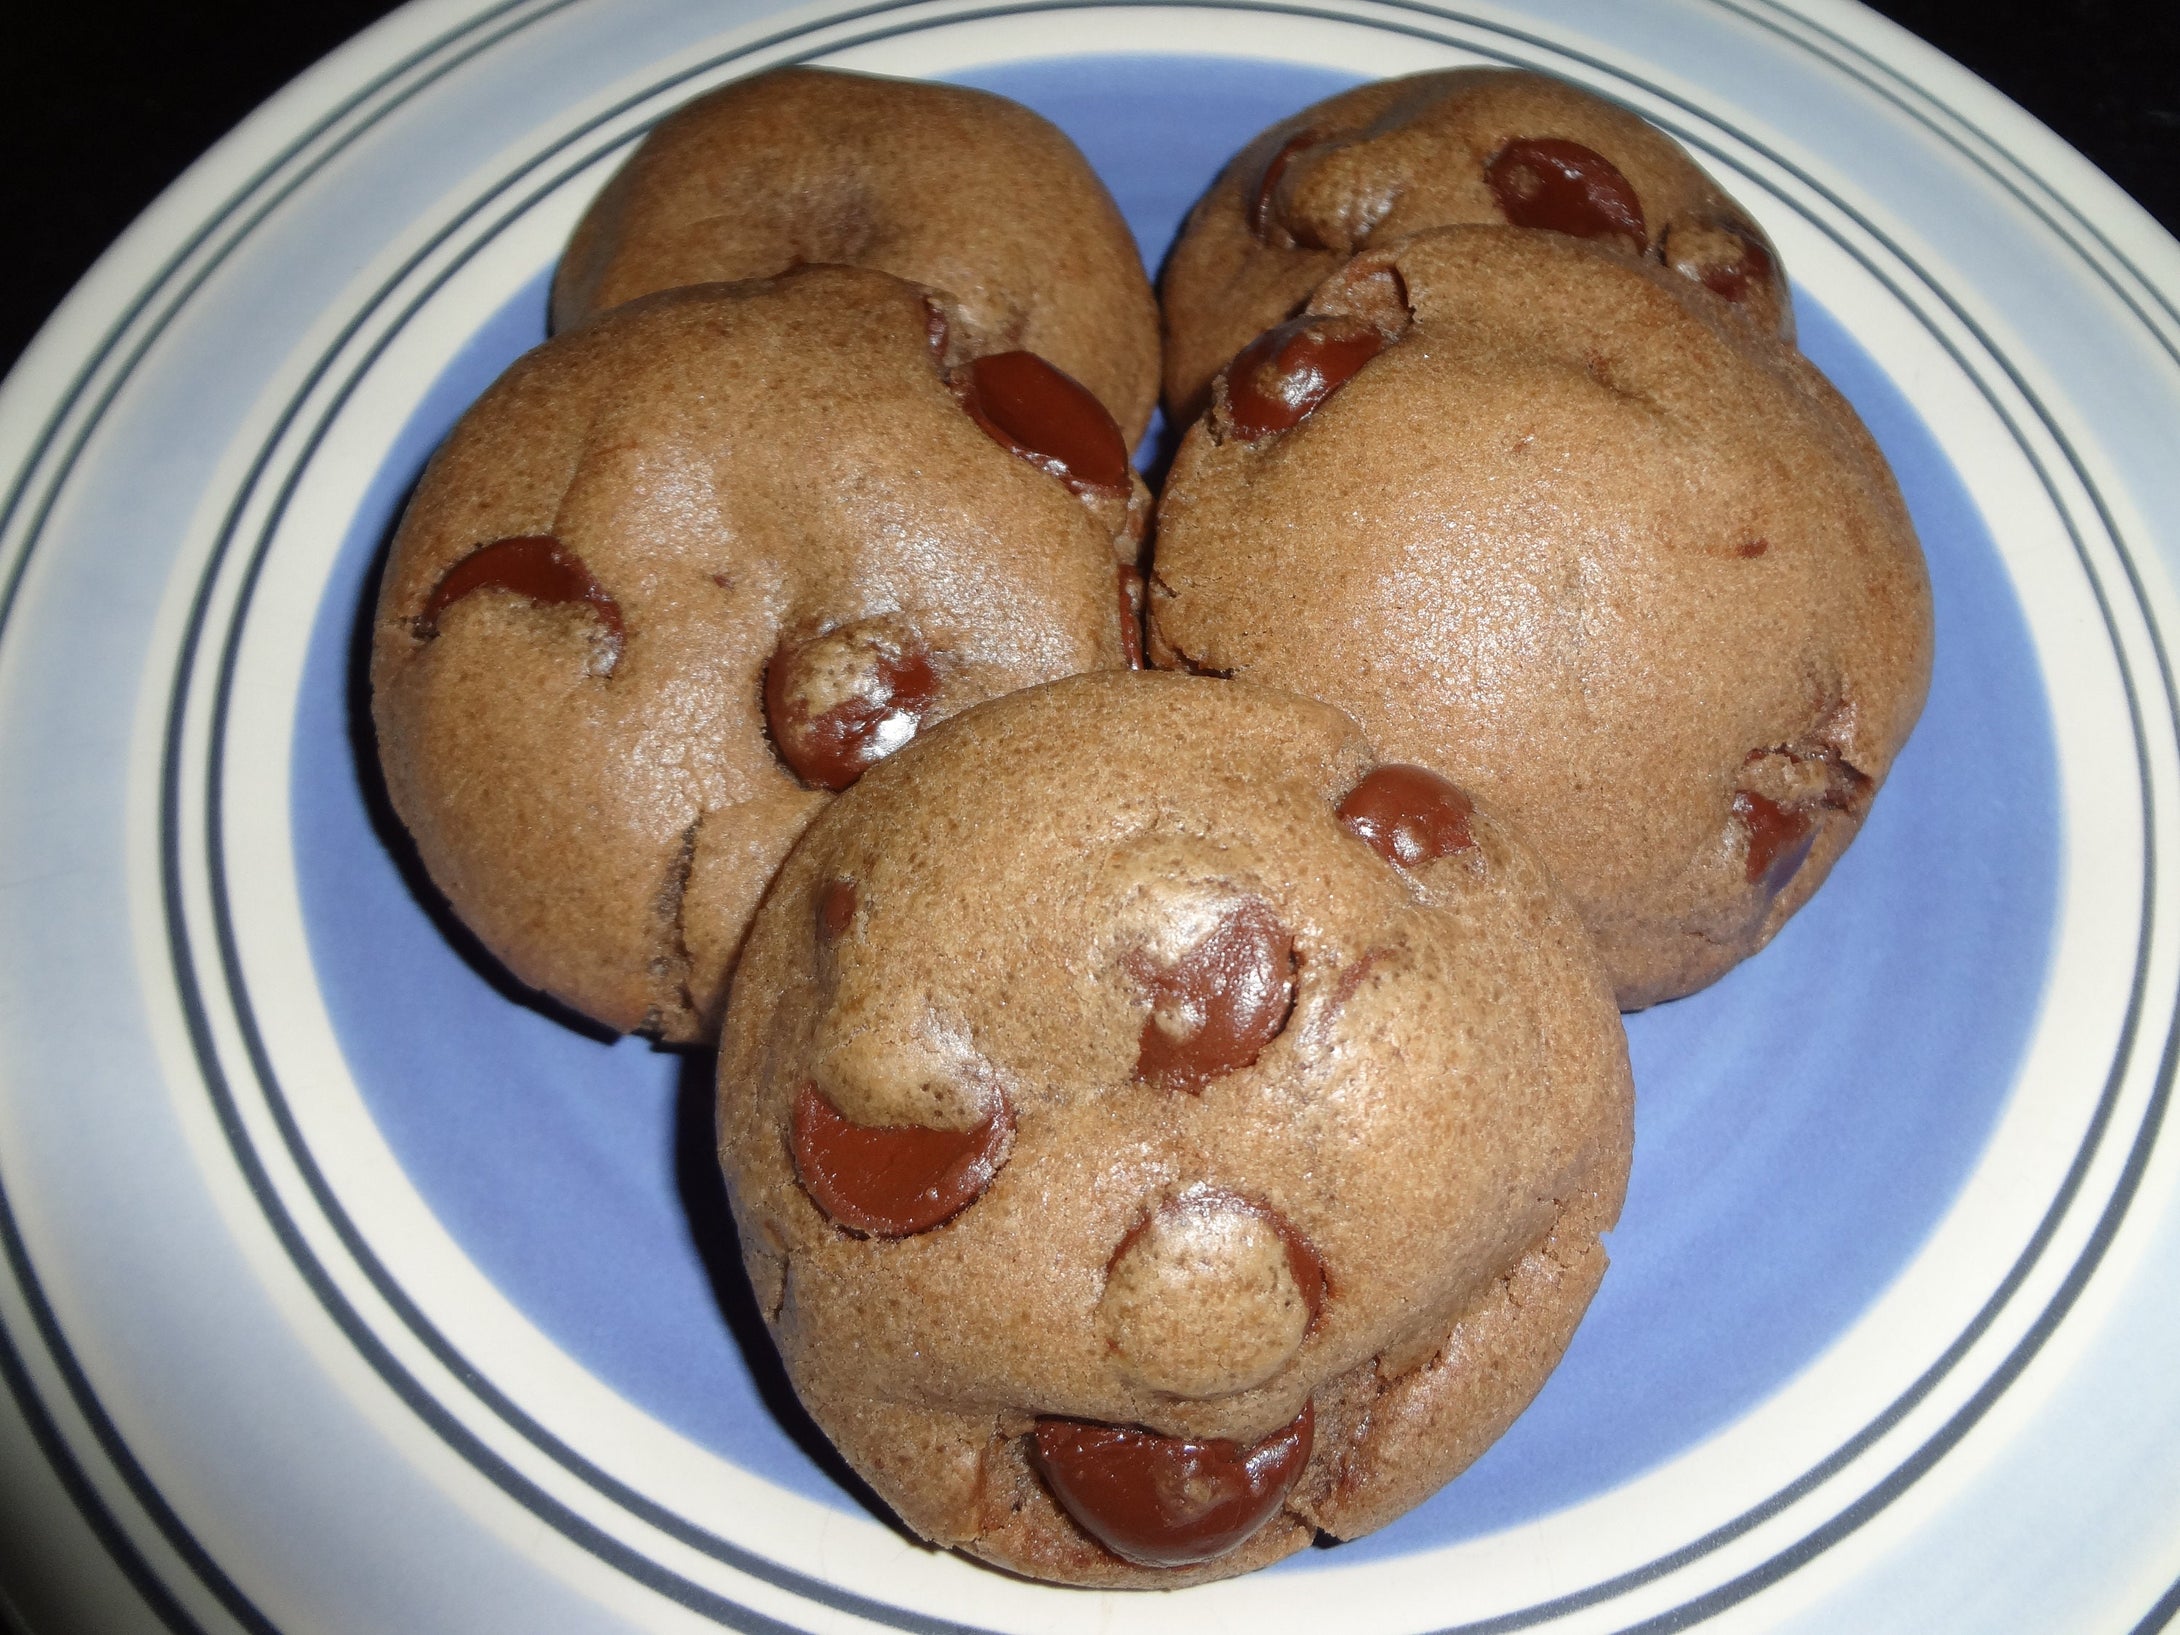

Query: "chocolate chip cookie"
<box><xmin>373</xmin><ymin>266</ymin><xmax>1145</xmax><ymax>1041</ymax></box>
<box><xmin>716</xmin><ymin>670</ymin><xmax>1633</xmax><ymax>1585</ymax></box>
<box><xmin>1150</xmin><ymin>229</ymin><xmax>1932</xmax><ymax>1007</ymax></box>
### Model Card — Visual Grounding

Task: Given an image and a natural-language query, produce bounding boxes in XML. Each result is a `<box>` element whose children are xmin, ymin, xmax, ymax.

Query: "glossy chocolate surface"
<box><xmin>1223</xmin><ymin>316</ymin><xmax>1386</xmax><ymax>441</ymax></box>
<box><xmin>765</xmin><ymin>630</ymin><xmax>940</xmax><ymax>792</ymax></box>
<box><xmin>1733</xmin><ymin>790</ymin><xmax>1815</xmax><ymax>893</ymax></box>
<box><xmin>951</xmin><ymin>350</ymin><xmax>1132</xmax><ymax>496</ymax></box>
<box><xmin>1031</xmin><ymin>1404</ymin><xmax>1313</xmax><ymax>1569</ymax></box>
<box><xmin>417</xmin><ymin>535</ymin><xmax>625</xmax><ymax>654</ymax></box>
<box><xmin>1132</xmin><ymin>900</ymin><xmax>1296</xmax><ymax>1092</ymax></box>
<box><xmin>1337</xmin><ymin>764</ymin><xmax>1476</xmax><ymax>868</ymax></box>
<box><xmin>1485</xmin><ymin>137</ymin><xmax>1646</xmax><ymax>249</ymax></box>
<box><xmin>790</xmin><ymin>1082</ymin><xmax>1010</xmax><ymax>1237</ymax></box>
<box><xmin>1733</xmin><ymin>746</ymin><xmax>1874</xmax><ymax>895</ymax></box>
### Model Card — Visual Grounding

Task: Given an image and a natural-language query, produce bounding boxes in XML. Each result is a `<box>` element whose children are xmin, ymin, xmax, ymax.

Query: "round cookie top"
<box><xmin>1149</xmin><ymin>228</ymin><xmax>1933</xmax><ymax>1008</ymax></box>
<box><xmin>717</xmin><ymin>671</ymin><xmax>1633</xmax><ymax>1585</ymax></box>
<box><xmin>372</xmin><ymin>266</ymin><xmax>1143</xmax><ymax>1041</ymax></box>
<box><xmin>554</xmin><ymin>66</ymin><xmax>1162</xmax><ymax>447</ymax></box>
<box><xmin>1161</xmin><ymin>67</ymin><xmax>1790</xmax><ymax>422</ymax></box>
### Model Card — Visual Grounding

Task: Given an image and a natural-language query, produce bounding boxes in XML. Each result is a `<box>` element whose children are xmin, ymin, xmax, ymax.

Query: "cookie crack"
<box><xmin>1159</xmin><ymin>640</ymin><xmax>1236</xmax><ymax>680</ymax></box>
<box><xmin>641</xmin><ymin>819</ymin><xmax>699</xmax><ymax>1036</ymax></box>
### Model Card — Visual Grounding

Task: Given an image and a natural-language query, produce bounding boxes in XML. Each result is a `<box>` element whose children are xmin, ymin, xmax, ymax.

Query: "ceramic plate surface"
<box><xmin>5</xmin><ymin>1</ymin><xmax>2180</xmax><ymax>1630</ymax></box>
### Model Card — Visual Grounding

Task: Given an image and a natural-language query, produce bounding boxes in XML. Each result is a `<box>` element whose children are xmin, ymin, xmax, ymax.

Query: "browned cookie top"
<box><xmin>1161</xmin><ymin>67</ymin><xmax>1790</xmax><ymax>422</ymax></box>
<box><xmin>554</xmin><ymin>66</ymin><xmax>1162</xmax><ymax>447</ymax></box>
<box><xmin>1150</xmin><ymin>229</ymin><xmax>1933</xmax><ymax>1009</ymax></box>
<box><xmin>373</xmin><ymin>267</ymin><xmax>1144</xmax><ymax>1041</ymax></box>
<box><xmin>717</xmin><ymin>672</ymin><xmax>1632</xmax><ymax>1586</ymax></box>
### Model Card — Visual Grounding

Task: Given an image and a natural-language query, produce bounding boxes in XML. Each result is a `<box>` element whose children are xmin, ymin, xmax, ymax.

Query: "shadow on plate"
<box><xmin>671</xmin><ymin>1047</ymin><xmax>914</xmax><ymax>1540</ymax></box>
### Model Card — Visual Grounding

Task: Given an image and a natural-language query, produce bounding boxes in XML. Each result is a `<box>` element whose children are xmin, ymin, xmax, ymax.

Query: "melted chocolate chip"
<box><xmin>417</xmin><ymin>535</ymin><xmax>625</xmax><ymax>654</ymax></box>
<box><xmin>1031</xmin><ymin>1405</ymin><xmax>1313</xmax><ymax>1569</ymax></box>
<box><xmin>1668</xmin><ymin>217</ymin><xmax>1777</xmax><ymax>305</ymax></box>
<box><xmin>1223</xmin><ymin>316</ymin><xmax>1385</xmax><ymax>441</ymax></box>
<box><xmin>1279</xmin><ymin>1223</ymin><xmax>1328</xmax><ymax>1322</ymax></box>
<box><xmin>1249</xmin><ymin>128</ymin><xmax>1321</xmax><ymax>240</ymax></box>
<box><xmin>1132</xmin><ymin>900</ymin><xmax>1296</xmax><ymax>1092</ymax></box>
<box><xmin>765</xmin><ymin>626</ymin><xmax>940</xmax><ymax>791</ymax></box>
<box><xmin>950</xmin><ymin>352</ymin><xmax>1131</xmax><ymax>496</ymax></box>
<box><xmin>790</xmin><ymin>1082</ymin><xmax>1010</xmax><ymax>1237</ymax></box>
<box><xmin>1337</xmin><ymin>765</ymin><xmax>1476</xmax><ymax>868</ymax></box>
<box><xmin>1485</xmin><ymin>138</ymin><xmax>1646</xmax><ymax>250</ymax></box>
<box><xmin>1117</xmin><ymin>564</ymin><xmax>1146</xmax><ymax>669</ymax></box>
<box><xmin>817</xmin><ymin>879</ymin><xmax>858</xmax><ymax>943</ymax></box>
<box><xmin>1732</xmin><ymin>746</ymin><xmax>1874</xmax><ymax>895</ymax></box>
<box><xmin>1733</xmin><ymin>790</ymin><xmax>1814</xmax><ymax>893</ymax></box>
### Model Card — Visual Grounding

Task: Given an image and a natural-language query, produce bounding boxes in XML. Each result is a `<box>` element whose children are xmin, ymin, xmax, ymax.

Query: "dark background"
<box><xmin>2</xmin><ymin>0</ymin><xmax>2176</xmax><ymax>379</ymax></box>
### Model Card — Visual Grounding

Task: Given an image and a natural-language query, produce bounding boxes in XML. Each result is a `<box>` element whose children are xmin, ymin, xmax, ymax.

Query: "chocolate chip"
<box><xmin>1222</xmin><ymin>316</ymin><xmax>1385</xmax><ymax>441</ymax></box>
<box><xmin>1337</xmin><ymin>764</ymin><xmax>1476</xmax><ymax>869</ymax></box>
<box><xmin>1031</xmin><ymin>1405</ymin><xmax>1313</xmax><ymax>1569</ymax></box>
<box><xmin>790</xmin><ymin>1082</ymin><xmax>1010</xmax><ymax>1237</ymax></box>
<box><xmin>1249</xmin><ymin>128</ymin><xmax>1321</xmax><ymax>241</ymax></box>
<box><xmin>1279</xmin><ymin>1217</ymin><xmax>1327</xmax><ymax>1320</ymax></box>
<box><xmin>1132</xmin><ymin>900</ymin><xmax>1295</xmax><ymax>1092</ymax></box>
<box><xmin>1485</xmin><ymin>137</ymin><xmax>1646</xmax><ymax>250</ymax></box>
<box><xmin>765</xmin><ymin>621</ymin><xmax>940</xmax><ymax>791</ymax></box>
<box><xmin>417</xmin><ymin>535</ymin><xmax>625</xmax><ymax>659</ymax></box>
<box><xmin>949</xmin><ymin>351</ymin><xmax>1131</xmax><ymax>496</ymax></box>
<box><xmin>1733</xmin><ymin>790</ymin><xmax>1814</xmax><ymax>893</ymax></box>
<box><xmin>1666</xmin><ymin>216</ymin><xmax>1778</xmax><ymax>306</ymax></box>
<box><xmin>816</xmin><ymin>878</ymin><xmax>858</xmax><ymax>943</ymax></box>
<box><xmin>1732</xmin><ymin>745</ymin><xmax>1873</xmax><ymax>894</ymax></box>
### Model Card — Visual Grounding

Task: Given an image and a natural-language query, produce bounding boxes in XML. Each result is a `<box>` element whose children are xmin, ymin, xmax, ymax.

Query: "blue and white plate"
<box><xmin>5</xmin><ymin>1</ymin><xmax>2180</xmax><ymax>1630</ymax></box>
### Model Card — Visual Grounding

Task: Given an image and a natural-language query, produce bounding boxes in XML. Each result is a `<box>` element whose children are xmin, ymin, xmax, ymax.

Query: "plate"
<box><xmin>4</xmin><ymin>1</ymin><xmax>2180</xmax><ymax>1630</ymax></box>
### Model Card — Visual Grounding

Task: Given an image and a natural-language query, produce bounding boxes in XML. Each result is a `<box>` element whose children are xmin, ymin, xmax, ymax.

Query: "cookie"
<box><xmin>1161</xmin><ymin>67</ymin><xmax>1790</xmax><ymax>423</ymax></box>
<box><xmin>554</xmin><ymin>66</ymin><xmax>1162</xmax><ymax>448</ymax></box>
<box><xmin>1150</xmin><ymin>228</ymin><xmax>1932</xmax><ymax>1007</ymax></box>
<box><xmin>372</xmin><ymin>266</ymin><xmax>1145</xmax><ymax>1041</ymax></box>
<box><xmin>716</xmin><ymin>671</ymin><xmax>1633</xmax><ymax>1586</ymax></box>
